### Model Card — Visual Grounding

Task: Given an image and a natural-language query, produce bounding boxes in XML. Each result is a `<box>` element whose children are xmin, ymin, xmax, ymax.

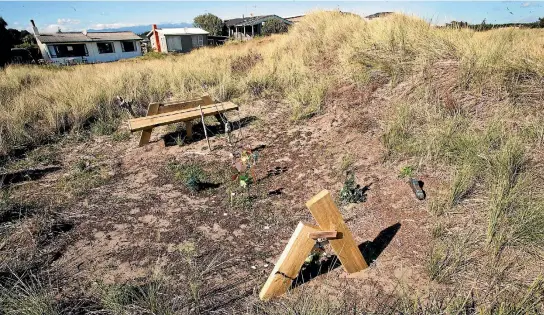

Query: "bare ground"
<box><xmin>2</xmin><ymin>82</ymin><xmax>470</xmax><ymax>312</ymax></box>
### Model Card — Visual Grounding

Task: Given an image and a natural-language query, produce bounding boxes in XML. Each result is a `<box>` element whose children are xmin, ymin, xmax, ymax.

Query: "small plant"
<box><xmin>232</xmin><ymin>149</ymin><xmax>259</xmax><ymax>189</ymax></box>
<box><xmin>175</xmin><ymin>135</ymin><xmax>184</xmax><ymax>147</ymax></box>
<box><xmin>399</xmin><ymin>165</ymin><xmax>414</xmax><ymax>178</ymax></box>
<box><xmin>339</xmin><ymin>172</ymin><xmax>367</xmax><ymax>204</ymax></box>
<box><xmin>168</xmin><ymin>162</ymin><xmax>207</xmax><ymax>192</ymax></box>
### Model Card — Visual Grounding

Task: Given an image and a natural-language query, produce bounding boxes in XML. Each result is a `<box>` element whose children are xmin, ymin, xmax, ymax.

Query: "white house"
<box><xmin>31</xmin><ymin>20</ymin><xmax>142</xmax><ymax>64</ymax></box>
<box><xmin>147</xmin><ymin>24</ymin><xmax>208</xmax><ymax>53</ymax></box>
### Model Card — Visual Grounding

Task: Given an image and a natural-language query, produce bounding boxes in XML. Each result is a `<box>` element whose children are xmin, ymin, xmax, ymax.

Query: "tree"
<box><xmin>539</xmin><ymin>17</ymin><xmax>544</xmax><ymax>28</ymax></box>
<box><xmin>0</xmin><ymin>17</ymin><xmax>13</xmax><ymax>67</ymax></box>
<box><xmin>261</xmin><ymin>18</ymin><xmax>288</xmax><ymax>35</ymax></box>
<box><xmin>193</xmin><ymin>13</ymin><xmax>223</xmax><ymax>36</ymax></box>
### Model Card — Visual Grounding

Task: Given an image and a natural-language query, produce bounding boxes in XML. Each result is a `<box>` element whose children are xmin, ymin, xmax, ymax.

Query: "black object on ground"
<box><xmin>409</xmin><ymin>178</ymin><xmax>426</xmax><ymax>200</ymax></box>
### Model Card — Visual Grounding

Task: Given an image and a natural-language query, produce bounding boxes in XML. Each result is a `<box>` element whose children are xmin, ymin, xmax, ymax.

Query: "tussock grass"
<box><xmin>0</xmin><ymin>273</ymin><xmax>57</xmax><ymax>315</ymax></box>
<box><xmin>427</xmin><ymin>232</ymin><xmax>474</xmax><ymax>283</ymax></box>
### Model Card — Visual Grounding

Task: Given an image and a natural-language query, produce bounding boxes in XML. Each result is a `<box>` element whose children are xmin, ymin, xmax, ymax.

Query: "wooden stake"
<box><xmin>259</xmin><ymin>222</ymin><xmax>320</xmax><ymax>301</ymax></box>
<box><xmin>139</xmin><ymin>102</ymin><xmax>160</xmax><ymax>146</ymax></box>
<box><xmin>306</xmin><ymin>190</ymin><xmax>368</xmax><ymax>273</ymax></box>
<box><xmin>198</xmin><ymin>104</ymin><xmax>211</xmax><ymax>150</ymax></box>
<box><xmin>185</xmin><ymin>121</ymin><xmax>193</xmax><ymax>139</ymax></box>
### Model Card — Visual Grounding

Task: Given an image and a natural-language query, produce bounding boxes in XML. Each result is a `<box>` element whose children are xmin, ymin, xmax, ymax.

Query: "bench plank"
<box><xmin>128</xmin><ymin>102</ymin><xmax>238</xmax><ymax>132</ymax></box>
<box><xmin>157</xmin><ymin>99</ymin><xmax>204</xmax><ymax>115</ymax></box>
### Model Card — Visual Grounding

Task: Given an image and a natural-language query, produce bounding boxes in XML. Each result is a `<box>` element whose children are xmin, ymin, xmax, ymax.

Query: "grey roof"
<box><xmin>36</xmin><ymin>31</ymin><xmax>141</xmax><ymax>44</ymax></box>
<box><xmin>224</xmin><ymin>15</ymin><xmax>292</xmax><ymax>27</ymax></box>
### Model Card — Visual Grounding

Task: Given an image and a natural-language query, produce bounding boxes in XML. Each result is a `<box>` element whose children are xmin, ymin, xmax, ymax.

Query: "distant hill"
<box><xmin>87</xmin><ymin>22</ymin><xmax>193</xmax><ymax>35</ymax></box>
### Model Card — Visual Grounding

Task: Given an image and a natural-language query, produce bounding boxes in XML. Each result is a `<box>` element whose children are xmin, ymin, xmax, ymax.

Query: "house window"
<box><xmin>166</xmin><ymin>36</ymin><xmax>182</xmax><ymax>52</ymax></box>
<box><xmin>192</xmin><ymin>35</ymin><xmax>204</xmax><ymax>48</ymax></box>
<box><xmin>121</xmin><ymin>41</ymin><xmax>135</xmax><ymax>52</ymax></box>
<box><xmin>47</xmin><ymin>44</ymin><xmax>88</xmax><ymax>58</ymax></box>
<box><xmin>97</xmin><ymin>42</ymin><xmax>114</xmax><ymax>54</ymax></box>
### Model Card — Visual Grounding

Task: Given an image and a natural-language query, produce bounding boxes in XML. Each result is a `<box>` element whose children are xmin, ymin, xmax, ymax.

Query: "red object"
<box><xmin>152</xmin><ymin>24</ymin><xmax>161</xmax><ymax>52</ymax></box>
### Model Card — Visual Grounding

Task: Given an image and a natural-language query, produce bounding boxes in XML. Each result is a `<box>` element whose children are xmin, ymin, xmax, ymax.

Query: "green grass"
<box><xmin>398</xmin><ymin>165</ymin><xmax>415</xmax><ymax>178</ymax></box>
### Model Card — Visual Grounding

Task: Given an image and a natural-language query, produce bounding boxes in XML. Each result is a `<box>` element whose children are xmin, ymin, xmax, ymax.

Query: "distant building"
<box><xmin>147</xmin><ymin>25</ymin><xmax>208</xmax><ymax>53</ymax></box>
<box><xmin>224</xmin><ymin>15</ymin><xmax>292</xmax><ymax>40</ymax></box>
<box><xmin>31</xmin><ymin>20</ymin><xmax>142</xmax><ymax>64</ymax></box>
<box><xmin>365</xmin><ymin>12</ymin><xmax>394</xmax><ymax>20</ymax></box>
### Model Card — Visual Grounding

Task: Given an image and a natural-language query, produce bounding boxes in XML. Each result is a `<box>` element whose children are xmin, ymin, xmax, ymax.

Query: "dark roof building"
<box><xmin>224</xmin><ymin>14</ymin><xmax>292</xmax><ymax>40</ymax></box>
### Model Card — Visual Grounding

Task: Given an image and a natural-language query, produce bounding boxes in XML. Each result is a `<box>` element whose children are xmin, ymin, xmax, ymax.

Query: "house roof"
<box><xmin>146</xmin><ymin>27</ymin><xmax>209</xmax><ymax>37</ymax></box>
<box><xmin>224</xmin><ymin>15</ymin><xmax>292</xmax><ymax>27</ymax></box>
<box><xmin>36</xmin><ymin>31</ymin><xmax>141</xmax><ymax>44</ymax></box>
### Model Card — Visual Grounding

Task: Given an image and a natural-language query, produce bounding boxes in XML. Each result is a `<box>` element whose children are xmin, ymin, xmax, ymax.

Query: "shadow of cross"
<box><xmin>259</xmin><ymin>190</ymin><xmax>396</xmax><ymax>301</ymax></box>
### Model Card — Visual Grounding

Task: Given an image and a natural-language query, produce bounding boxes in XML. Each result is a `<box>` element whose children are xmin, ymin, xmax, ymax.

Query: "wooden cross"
<box><xmin>259</xmin><ymin>190</ymin><xmax>368</xmax><ymax>300</ymax></box>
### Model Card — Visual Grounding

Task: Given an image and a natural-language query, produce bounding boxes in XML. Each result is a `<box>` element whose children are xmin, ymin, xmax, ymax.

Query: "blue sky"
<box><xmin>1</xmin><ymin>1</ymin><xmax>543</xmax><ymax>33</ymax></box>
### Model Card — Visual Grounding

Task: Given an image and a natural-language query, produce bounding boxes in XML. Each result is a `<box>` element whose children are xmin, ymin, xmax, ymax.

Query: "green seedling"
<box><xmin>399</xmin><ymin>165</ymin><xmax>414</xmax><ymax>178</ymax></box>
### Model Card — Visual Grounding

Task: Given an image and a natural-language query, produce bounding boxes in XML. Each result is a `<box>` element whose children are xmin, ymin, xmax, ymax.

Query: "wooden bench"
<box><xmin>128</xmin><ymin>95</ymin><xmax>239</xmax><ymax>147</ymax></box>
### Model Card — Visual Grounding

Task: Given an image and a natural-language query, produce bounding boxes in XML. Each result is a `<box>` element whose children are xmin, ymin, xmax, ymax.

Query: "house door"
<box><xmin>166</xmin><ymin>36</ymin><xmax>182</xmax><ymax>52</ymax></box>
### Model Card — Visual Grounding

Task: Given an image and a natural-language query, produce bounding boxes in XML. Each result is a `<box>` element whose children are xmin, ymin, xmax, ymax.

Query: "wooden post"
<box><xmin>306</xmin><ymin>190</ymin><xmax>368</xmax><ymax>273</ymax></box>
<box><xmin>252</xmin><ymin>25</ymin><xmax>254</xmax><ymax>37</ymax></box>
<box><xmin>259</xmin><ymin>222</ymin><xmax>320</xmax><ymax>301</ymax></box>
<box><xmin>139</xmin><ymin>102</ymin><xmax>160</xmax><ymax>146</ymax></box>
<box><xmin>185</xmin><ymin>122</ymin><xmax>193</xmax><ymax>139</ymax></box>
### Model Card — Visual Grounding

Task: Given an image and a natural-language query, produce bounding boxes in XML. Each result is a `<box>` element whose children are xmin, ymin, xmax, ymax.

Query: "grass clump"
<box><xmin>0</xmin><ymin>274</ymin><xmax>58</xmax><ymax>315</ymax></box>
<box><xmin>427</xmin><ymin>234</ymin><xmax>473</xmax><ymax>283</ymax></box>
<box><xmin>112</xmin><ymin>130</ymin><xmax>131</xmax><ymax>142</ymax></box>
<box><xmin>58</xmin><ymin>156</ymin><xmax>111</xmax><ymax>196</ymax></box>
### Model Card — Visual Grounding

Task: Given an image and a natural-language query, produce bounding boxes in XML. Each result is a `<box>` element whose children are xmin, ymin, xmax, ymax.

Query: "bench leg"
<box><xmin>185</xmin><ymin>121</ymin><xmax>193</xmax><ymax>139</ymax></box>
<box><xmin>139</xmin><ymin>103</ymin><xmax>160</xmax><ymax>147</ymax></box>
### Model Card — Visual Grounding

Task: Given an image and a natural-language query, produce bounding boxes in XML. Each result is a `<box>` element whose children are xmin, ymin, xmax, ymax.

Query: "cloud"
<box><xmin>57</xmin><ymin>18</ymin><xmax>80</xmax><ymax>25</ymax></box>
<box><xmin>521</xmin><ymin>2</ymin><xmax>531</xmax><ymax>7</ymax></box>
<box><xmin>88</xmin><ymin>22</ymin><xmax>139</xmax><ymax>30</ymax></box>
<box><xmin>41</xmin><ymin>24</ymin><xmax>80</xmax><ymax>33</ymax></box>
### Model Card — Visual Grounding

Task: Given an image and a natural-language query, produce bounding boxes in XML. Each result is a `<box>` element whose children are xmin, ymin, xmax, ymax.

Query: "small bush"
<box><xmin>262</xmin><ymin>18</ymin><xmax>289</xmax><ymax>35</ymax></box>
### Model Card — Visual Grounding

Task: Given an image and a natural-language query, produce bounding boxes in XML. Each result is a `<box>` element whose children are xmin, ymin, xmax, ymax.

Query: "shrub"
<box><xmin>262</xmin><ymin>18</ymin><xmax>289</xmax><ymax>35</ymax></box>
